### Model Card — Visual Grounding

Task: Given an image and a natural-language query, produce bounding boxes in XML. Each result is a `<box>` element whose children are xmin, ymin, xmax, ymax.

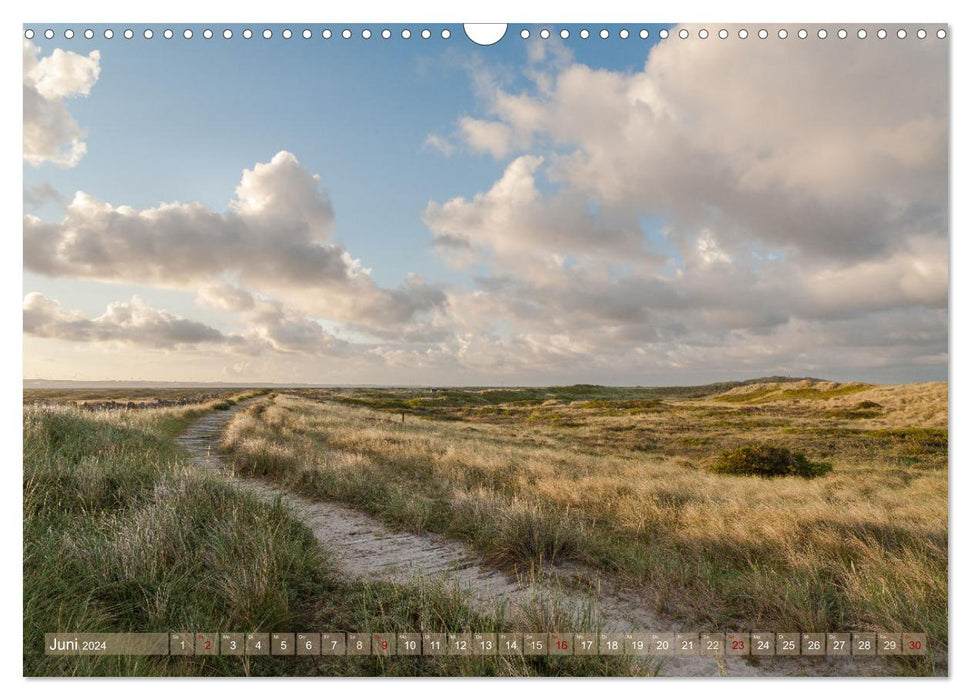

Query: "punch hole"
<box><xmin>520</xmin><ymin>29</ymin><xmax>529</xmax><ymax>39</ymax></box>
<box><xmin>778</xmin><ymin>28</ymin><xmax>788</xmax><ymax>39</ymax></box>
<box><xmin>798</xmin><ymin>28</ymin><xmax>808</xmax><ymax>39</ymax></box>
<box><xmin>163</xmin><ymin>29</ymin><xmax>173</xmax><ymax>39</ymax></box>
<box><xmin>64</xmin><ymin>29</ymin><xmax>74</xmax><ymax>39</ymax></box>
<box><xmin>124</xmin><ymin>29</ymin><xmax>134</xmax><ymax>40</ymax></box>
<box><xmin>817</xmin><ymin>29</ymin><xmax>827</xmax><ymax>39</ymax></box>
<box><xmin>184</xmin><ymin>29</ymin><xmax>193</xmax><ymax>39</ymax></box>
<box><xmin>698</xmin><ymin>28</ymin><xmax>708</xmax><ymax>39</ymax></box>
<box><xmin>104</xmin><ymin>29</ymin><xmax>114</xmax><ymax>39</ymax></box>
<box><xmin>342</xmin><ymin>29</ymin><xmax>352</xmax><ymax>39</ymax></box>
<box><xmin>560</xmin><ymin>29</ymin><xmax>570</xmax><ymax>39</ymax></box>
<box><xmin>916</xmin><ymin>29</ymin><xmax>926</xmax><ymax>39</ymax></box>
<box><xmin>877</xmin><ymin>29</ymin><xmax>887</xmax><ymax>39</ymax></box>
<box><xmin>44</xmin><ymin>28</ymin><xmax>54</xmax><ymax>39</ymax></box>
<box><xmin>143</xmin><ymin>29</ymin><xmax>153</xmax><ymax>39</ymax></box>
<box><xmin>540</xmin><ymin>28</ymin><xmax>551</xmax><ymax>40</ymax></box>
<box><xmin>936</xmin><ymin>28</ymin><xmax>946</xmax><ymax>39</ymax></box>
<box><xmin>718</xmin><ymin>29</ymin><xmax>728</xmax><ymax>39</ymax></box>
<box><xmin>303</xmin><ymin>29</ymin><xmax>312</xmax><ymax>39</ymax></box>
<box><xmin>382</xmin><ymin>29</ymin><xmax>392</xmax><ymax>39</ymax></box>
<box><xmin>464</xmin><ymin>24</ymin><xmax>508</xmax><ymax>46</ymax></box>
<box><xmin>263</xmin><ymin>29</ymin><xmax>272</xmax><ymax>39</ymax></box>
<box><xmin>897</xmin><ymin>29</ymin><xmax>907</xmax><ymax>39</ymax></box>
<box><xmin>222</xmin><ymin>29</ymin><xmax>232</xmax><ymax>39</ymax></box>
<box><xmin>84</xmin><ymin>29</ymin><xmax>94</xmax><ymax>39</ymax></box>
<box><xmin>442</xmin><ymin>29</ymin><xmax>451</xmax><ymax>39</ymax></box>
<box><xmin>362</xmin><ymin>29</ymin><xmax>372</xmax><ymax>39</ymax></box>
<box><xmin>203</xmin><ymin>29</ymin><xmax>213</xmax><ymax>39</ymax></box>
<box><xmin>580</xmin><ymin>29</ymin><xmax>590</xmax><ymax>39</ymax></box>
<box><xmin>857</xmin><ymin>29</ymin><xmax>867</xmax><ymax>39</ymax></box>
<box><xmin>659</xmin><ymin>29</ymin><xmax>669</xmax><ymax>39</ymax></box>
<box><xmin>401</xmin><ymin>29</ymin><xmax>411</xmax><ymax>39</ymax></box>
<box><xmin>322</xmin><ymin>29</ymin><xmax>332</xmax><ymax>39</ymax></box>
<box><xmin>421</xmin><ymin>29</ymin><xmax>431</xmax><ymax>39</ymax></box>
<box><xmin>639</xmin><ymin>29</ymin><xmax>649</xmax><ymax>39</ymax></box>
<box><xmin>24</xmin><ymin>28</ymin><xmax>34</xmax><ymax>39</ymax></box>
<box><xmin>838</xmin><ymin>29</ymin><xmax>847</xmax><ymax>39</ymax></box>
<box><xmin>758</xmin><ymin>29</ymin><xmax>768</xmax><ymax>39</ymax></box>
<box><xmin>619</xmin><ymin>29</ymin><xmax>629</xmax><ymax>39</ymax></box>
<box><xmin>738</xmin><ymin>29</ymin><xmax>748</xmax><ymax>39</ymax></box>
<box><xmin>242</xmin><ymin>29</ymin><xmax>253</xmax><ymax>39</ymax></box>
<box><xmin>283</xmin><ymin>29</ymin><xmax>293</xmax><ymax>39</ymax></box>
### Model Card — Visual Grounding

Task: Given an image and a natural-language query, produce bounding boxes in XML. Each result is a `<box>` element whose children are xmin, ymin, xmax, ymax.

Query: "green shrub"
<box><xmin>710</xmin><ymin>444</ymin><xmax>832</xmax><ymax>478</ymax></box>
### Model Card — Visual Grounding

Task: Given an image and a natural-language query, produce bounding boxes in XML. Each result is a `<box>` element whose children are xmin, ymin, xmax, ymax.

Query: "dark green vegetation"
<box><xmin>23</xmin><ymin>401</ymin><xmax>634</xmax><ymax>677</ymax></box>
<box><xmin>711</xmin><ymin>444</ymin><xmax>833</xmax><ymax>478</ymax></box>
<box><xmin>318</xmin><ymin>377</ymin><xmax>824</xmax><ymax>417</ymax></box>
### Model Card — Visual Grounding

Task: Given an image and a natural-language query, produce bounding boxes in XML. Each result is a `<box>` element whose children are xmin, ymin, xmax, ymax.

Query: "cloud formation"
<box><xmin>25</xmin><ymin>151</ymin><xmax>447</xmax><ymax>339</ymax></box>
<box><xmin>24</xmin><ymin>291</ymin><xmax>349</xmax><ymax>358</ymax></box>
<box><xmin>418</xmin><ymin>25</ymin><xmax>948</xmax><ymax>381</ymax></box>
<box><xmin>24</xmin><ymin>292</ymin><xmax>229</xmax><ymax>349</ymax></box>
<box><xmin>24</xmin><ymin>29</ymin><xmax>948</xmax><ymax>384</ymax></box>
<box><xmin>23</xmin><ymin>40</ymin><xmax>101</xmax><ymax>167</ymax></box>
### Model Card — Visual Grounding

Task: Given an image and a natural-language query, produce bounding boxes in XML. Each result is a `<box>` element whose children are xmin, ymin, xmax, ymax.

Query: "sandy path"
<box><xmin>175</xmin><ymin>402</ymin><xmax>888</xmax><ymax>677</ymax></box>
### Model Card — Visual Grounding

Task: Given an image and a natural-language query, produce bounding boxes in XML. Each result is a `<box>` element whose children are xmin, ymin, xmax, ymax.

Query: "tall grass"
<box><xmin>223</xmin><ymin>392</ymin><xmax>946</xmax><ymax>675</ymax></box>
<box><xmin>24</xmin><ymin>401</ymin><xmax>628</xmax><ymax>677</ymax></box>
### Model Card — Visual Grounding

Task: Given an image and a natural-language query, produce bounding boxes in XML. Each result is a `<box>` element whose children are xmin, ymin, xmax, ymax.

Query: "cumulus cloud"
<box><xmin>423</xmin><ymin>27</ymin><xmax>948</xmax><ymax>380</ymax></box>
<box><xmin>23</xmin><ymin>40</ymin><xmax>101</xmax><ymax>167</ymax></box>
<box><xmin>24</xmin><ymin>290</ymin><xmax>350</xmax><ymax>357</ymax></box>
<box><xmin>24</xmin><ymin>151</ymin><xmax>447</xmax><ymax>338</ymax></box>
<box><xmin>451</xmin><ymin>26</ymin><xmax>947</xmax><ymax>262</ymax></box>
<box><xmin>242</xmin><ymin>297</ymin><xmax>347</xmax><ymax>355</ymax></box>
<box><xmin>24</xmin><ymin>292</ymin><xmax>229</xmax><ymax>349</ymax></box>
<box><xmin>424</xmin><ymin>155</ymin><xmax>648</xmax><ymax>274</ymax></box>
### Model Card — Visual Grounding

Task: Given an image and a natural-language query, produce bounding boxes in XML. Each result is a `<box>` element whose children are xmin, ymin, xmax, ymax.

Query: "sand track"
<box><xmin>174</xmin><ymin>401</ymin><xmax>889</xmax><ymax>677</ymax></box>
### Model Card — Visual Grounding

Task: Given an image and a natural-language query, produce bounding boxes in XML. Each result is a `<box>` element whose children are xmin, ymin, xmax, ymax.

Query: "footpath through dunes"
<box><xmin>175</xmin><ymin>401</ymin><xmax>891</xmax><ymax>677</ymax></box>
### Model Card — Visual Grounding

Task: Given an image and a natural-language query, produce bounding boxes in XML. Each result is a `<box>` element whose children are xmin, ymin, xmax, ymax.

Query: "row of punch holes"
<box><xmin>24</xmin><ymin>25</ymin><xmax>949</xmax><ymax>42</ymax></box>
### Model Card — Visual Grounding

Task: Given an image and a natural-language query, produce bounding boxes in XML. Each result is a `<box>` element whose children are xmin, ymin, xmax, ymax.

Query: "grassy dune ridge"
<box><xmin>222</xmin><ymin>382</ymin><xmax>946</xmax><ymax>674</ymax></box>
<box><xmin>23</xmin><ymin>393</ymin><xmax>629</xmax><ymax>676</ymax></box>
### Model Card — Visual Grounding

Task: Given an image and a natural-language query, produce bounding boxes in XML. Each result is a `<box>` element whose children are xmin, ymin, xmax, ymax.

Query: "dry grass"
<box><xmin>25</xmin><ymin>397</ymin><xmax>626</xmax><ymax>677</ymax></box>
<box><xmin>222</xmin><ymin>382</ymin><xmax>947</xmax><ymax>673</ymax></box>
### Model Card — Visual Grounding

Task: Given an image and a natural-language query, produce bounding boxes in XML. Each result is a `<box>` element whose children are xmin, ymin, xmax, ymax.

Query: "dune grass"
<box><xmin>23</xmin><ymin>400</ymin><xmax>632</xmax><ymax>677</ymax></box>
<box><xmin>222</xmin><ymin>386</ymin><xmax>946</xmax><ymax>675</ymax></box>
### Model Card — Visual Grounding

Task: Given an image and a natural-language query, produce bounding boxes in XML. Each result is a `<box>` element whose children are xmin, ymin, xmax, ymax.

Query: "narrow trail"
<box><xmin>175</xmin><ymin>401</ymin><xmax>886</xmax><ymax>677</ymax></box>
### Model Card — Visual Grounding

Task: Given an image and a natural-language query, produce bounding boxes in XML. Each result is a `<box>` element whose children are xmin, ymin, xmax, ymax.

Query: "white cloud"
<box><xmin>24</xmin><ymin>151</ymin><xmax>447</xmax><ymax>338</ymax></box>
<box><xmin>424</xmin><ymin>155</ymin><xmax>647</xmax><ymax>275</ymax></box>
<box><xmin>24</xmin><ymin>291</ymin><xmax>350</xmax><ymax>358</ymax></box>
<box><xmin>459</xmin><ymin>117</ymin><xmax>515</xmax><ymax>158</ymax></box>
<box><xmin>420</xmin><ymin>25</ymin><xmax>948</xmax><ymax>381</ymax></box>
<box><xmin>23</xmin><ymin>40</ymin><xmax>101</xmax><ymax>167</ymax></box>
<box><xmin>24</xmin><ymin>292</ymin><xmax>229</xmax><ymax>349</ymax></box>
<box><xmin>453</xmin><ymin>27</ymin><xmax>947</xmax><ymax>261</ymax></box>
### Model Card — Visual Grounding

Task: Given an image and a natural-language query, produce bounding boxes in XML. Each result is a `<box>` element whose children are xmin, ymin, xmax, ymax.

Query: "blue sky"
<box><xmin>25</xmin><ymin>24</ymin><xmax>667</xmax><ymax>295</ymax></box>
<box><xmin>23</xmin><ymin>24</ymin><xmax>948</xmax><ymax>385</ymax></box>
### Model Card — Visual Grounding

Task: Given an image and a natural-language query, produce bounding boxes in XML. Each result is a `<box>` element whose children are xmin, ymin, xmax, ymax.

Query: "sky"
<box><xmin>22</xmin><ymin>23</ymin><xmax>949</xmax><ymax>386</ymax></box>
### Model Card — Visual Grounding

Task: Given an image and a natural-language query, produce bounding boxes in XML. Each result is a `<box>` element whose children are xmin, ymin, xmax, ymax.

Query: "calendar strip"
<box><xmin>45</xmin><ymin>632</ymin><xmax>927</xmax><ymax>657</ymax></box>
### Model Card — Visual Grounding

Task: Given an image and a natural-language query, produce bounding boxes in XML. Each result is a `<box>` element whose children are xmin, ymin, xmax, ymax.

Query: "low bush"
<box><xmin>710</xmin><ymin>444</ymin><xmax>832</xmax><ymax>478</ymax></box>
